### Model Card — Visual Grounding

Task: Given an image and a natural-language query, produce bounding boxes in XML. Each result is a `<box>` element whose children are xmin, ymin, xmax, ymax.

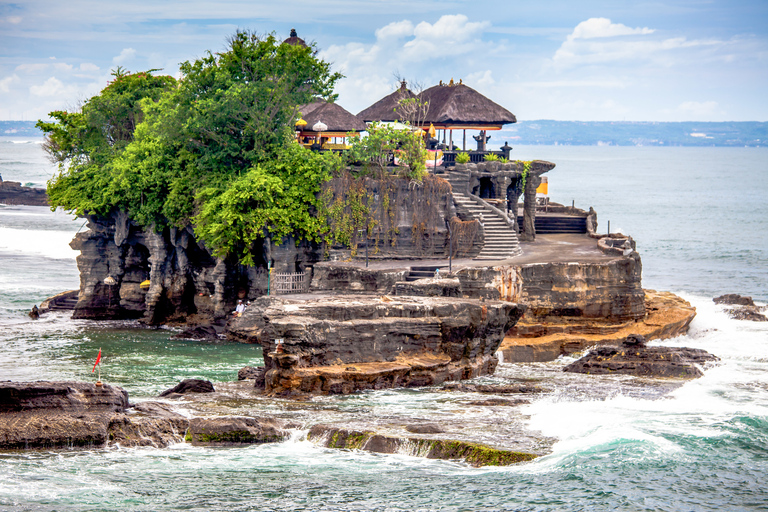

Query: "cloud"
<box><xmin>0</xmin><ymin>74</ymin><xmax>20</xmax><ymax>93</ymax></box>
<box><xmin>403</xmin><ymin>14</ymin><xmax>490</xmax><ymax>60</ymax></box>
<box><xmin>15</xmin><ymin>63</ymin><xmax>49</xmax><ymax>73</ymax></box>
<box><xmin>30</xmin><ymin>77</ymin><xmax>65</xmax><ymax>97</ymax></box>
<box><xmin>551</xmin><ymin>17</ymin><xmax>720</xmax><ymax>68</ymax></box>
<box><xmin>113</xmin><ymin>48</ymin><xmax>137</xmax><ymax>65</ymax></box>
<box><xmin>465</xmin><ymin>70</ymin><xmax>495</xmax><ymax>87</ymax></box>
<box><xmin>375</xmin><ymin>20</ymin><xmax>414</xmax><ymax>41</ymax></box>
<box><xmin>568</xmin><ymin>18</ymin><xmax>653</xmax><ymax>40</ymax></box>
<box><xmin>79</xmin><ymin>63</ymin><xmax>100</xmax><ymax>72</ymax></box>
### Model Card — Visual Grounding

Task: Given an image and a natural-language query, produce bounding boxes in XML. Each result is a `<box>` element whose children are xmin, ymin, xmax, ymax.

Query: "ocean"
<box><xmin>1</xmin><ymin>137</ymin><xmax>767</xmax><ymax>511</ymax></box>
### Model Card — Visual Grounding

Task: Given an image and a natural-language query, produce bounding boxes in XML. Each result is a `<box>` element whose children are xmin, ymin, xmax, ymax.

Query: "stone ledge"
<box><xmin>498</xmin><ymin>290</ymin><xmax>696</xmax><ymax>363</ymax></box>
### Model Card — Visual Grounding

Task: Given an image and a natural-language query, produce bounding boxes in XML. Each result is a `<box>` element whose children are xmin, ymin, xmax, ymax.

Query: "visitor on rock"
<box><xmin>234</xmin><ymin>300</ymin><xmax>245</xmax><ymax>317</ymax></box>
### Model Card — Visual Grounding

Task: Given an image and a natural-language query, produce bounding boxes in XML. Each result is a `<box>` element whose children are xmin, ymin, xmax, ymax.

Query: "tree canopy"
<box><xmin>38</xmin><ymin>31</ymin><xmax>431</xmax><ymax>265</ymax></box>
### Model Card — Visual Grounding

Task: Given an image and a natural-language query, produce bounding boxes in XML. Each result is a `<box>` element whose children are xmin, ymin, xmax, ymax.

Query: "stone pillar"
<box><xmin>521</xmin><ymin>174</ymin><xmax>541</xmax><ymax>242</ymax></box>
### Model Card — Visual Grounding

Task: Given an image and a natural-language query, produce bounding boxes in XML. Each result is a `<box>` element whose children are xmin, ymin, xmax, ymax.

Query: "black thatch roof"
<box><xmin>283</xmin><ymin>28</ymin><xmax>307</xmax><ymax>47</ymax></box>
<box><xmin>419</xmin><ymin>82</ymin><xmax>516</xmax><ymax>126</ymax></box>
<box><xmin>298</xmin><ymin>101</ymin><xmax>366</xmax><ymax>132</ymax></box>
<box><xmin>356</xmin><ymin>81</ymin><xmax>417</xmax><ymax>122</ymax></box>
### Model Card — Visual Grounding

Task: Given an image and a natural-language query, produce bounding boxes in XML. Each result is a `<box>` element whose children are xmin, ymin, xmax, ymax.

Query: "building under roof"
<box><xmin>419</xmin><ymin>79</ymin><xmax>516</xmax><ymax>130</ymax></box>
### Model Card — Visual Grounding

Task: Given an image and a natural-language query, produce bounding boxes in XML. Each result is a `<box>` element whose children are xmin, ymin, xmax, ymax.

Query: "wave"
<box><xmin>0</xmin><ymin>227</ymin><xmax>77</xmax><ymax>259</ymax></box>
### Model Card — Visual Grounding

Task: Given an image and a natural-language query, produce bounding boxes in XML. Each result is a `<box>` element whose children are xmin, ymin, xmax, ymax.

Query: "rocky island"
<box><xmin>3</xmin><ymin>30</ymin><xmax>719</xmax><ymax>465</ymax></box>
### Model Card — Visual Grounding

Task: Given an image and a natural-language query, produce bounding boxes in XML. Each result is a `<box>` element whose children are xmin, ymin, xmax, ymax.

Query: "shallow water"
<box><xmin>1</xmin><ymin>141</ymin><xmax>767</xmax><ymax>510</ymax></box>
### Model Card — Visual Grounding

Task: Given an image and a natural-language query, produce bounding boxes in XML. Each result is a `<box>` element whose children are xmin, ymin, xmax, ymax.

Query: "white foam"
<box><xmin>0</xmin><ymin>227</ymin><xmax>77</xmax><ymax>259</ymax></box>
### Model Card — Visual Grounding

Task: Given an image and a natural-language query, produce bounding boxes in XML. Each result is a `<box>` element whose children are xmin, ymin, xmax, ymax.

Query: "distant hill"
<box><xmin>2</xmin><ymin>120</ymin><xmax>766</xmax><ymax>146</ymax></box>
<box><xmin>1</xmin><ymin>121</ymin><xmax>42</xmax><ymax>137</ymax></box>
<box><xmin>498</xmin><ymin>121</ymin><xmax>767</xmax><ymax>147</ymax></box>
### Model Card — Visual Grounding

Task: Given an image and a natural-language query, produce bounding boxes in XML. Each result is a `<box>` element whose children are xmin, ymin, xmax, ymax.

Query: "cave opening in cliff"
<box><xmin>479</xmin><ymin>177</ymin><xmax>495</xmax><ymax>199</ymax></box>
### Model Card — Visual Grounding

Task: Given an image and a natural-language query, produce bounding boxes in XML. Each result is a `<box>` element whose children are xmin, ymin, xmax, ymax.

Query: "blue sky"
<box><xmin>1</xmin><ymin>0</ymin><xmax>766</xmax><ymax>122</ymax></box>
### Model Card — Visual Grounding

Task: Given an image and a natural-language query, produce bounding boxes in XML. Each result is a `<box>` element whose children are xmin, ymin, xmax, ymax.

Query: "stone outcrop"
<box><xmin>186</xmin><ymin>417</ymin><xmax>290</xmax><ymax>446</ymax></box>
<box><xmin>228</xmin><ymin>295</ymin><xmax>524</xmax><ymax>395</ymax></box>
<box><xmin>108</xmin><ymin>402</ymin><xmax>189</xmax><ymax>448</ymax></box>
<box><xmin>158</xmin><ymin>379</ymin><xmax>215</xmax><ymax>397</ymax></box>
<box><xmin>310</xmin><ymin>264</ymin><xmax>408</xmax><ymax>294</ymax></box>
<box><xmin>713</xmin><ymin>294</ymin><xmax>767</xmax><ymax>321</ymax></box>
<box><xmin>0</xmin><ymin>381</ymin><xmax>128</xmax><ymax>450</ymax></box>
<box><xmin>307</xmin><ymin>424</ymin><xmax>537</xmax><ymax>467</ymax></box>
<box><xmin>499</xmin><ymin>290</ymin><xmax>696</xmax><ymax>363</ymax></box>
<box><xmin>563</xmin><ymin>334</ymin><xmax>718</xmax><ymax>378</ymax></box>
<box><xmin>0</xmin><ymin>181</ymin><xmax>48</xmax><ymax>206</ymax></box>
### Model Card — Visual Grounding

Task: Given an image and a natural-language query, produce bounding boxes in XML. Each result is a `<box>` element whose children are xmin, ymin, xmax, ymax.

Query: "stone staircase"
<box><xmin>445</xmin><ymin>170</ymin><xmax>522</xmax><ymax>261</ymax></box>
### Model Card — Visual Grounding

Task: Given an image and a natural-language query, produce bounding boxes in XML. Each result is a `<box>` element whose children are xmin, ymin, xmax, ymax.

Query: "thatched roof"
<box><xmin>356</xmin><ymin>81</ymin><xmax>417</xmax><ymax>122</ymax></box>
<box><xmin>419</xmin><ymin>82</ymin><xmax>516</xmax><ymax>126</ymax></box>
<box><xmin>283</xmin><ymin>28</ymin><xmax>307</xmax><ymax>47</ymax></box>
<box><xmin>298</xmin><ymin>101</ymin><xmax>366</xmax><ymax>132</ymax></box>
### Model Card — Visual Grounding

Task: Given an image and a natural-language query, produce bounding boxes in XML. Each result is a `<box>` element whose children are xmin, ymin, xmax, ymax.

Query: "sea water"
<box><xmin>0</xmin><ymin>138</ymin><xmax>767</xmax><ymax>511</ymax></box>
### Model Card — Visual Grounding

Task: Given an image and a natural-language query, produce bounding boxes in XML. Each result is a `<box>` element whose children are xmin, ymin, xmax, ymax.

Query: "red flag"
<box><xmin>92</xmin><ymin>348</ymin><xmax>102</xmax><ymax>373</ymax></box>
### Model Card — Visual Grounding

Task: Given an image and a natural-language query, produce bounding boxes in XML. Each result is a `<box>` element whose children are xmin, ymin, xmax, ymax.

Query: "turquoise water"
<box><xmin>1</xmin><ymin>139</ymin><xmax>767</xmax><ymax>511</ymax></box>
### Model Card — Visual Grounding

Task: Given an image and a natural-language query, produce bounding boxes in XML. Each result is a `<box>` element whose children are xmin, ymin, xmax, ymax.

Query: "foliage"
<box><xmin>520</xmin><ymin>160</ymin><xmax>532</xmax><ymax>192</ymax></box>
<box><xmin>455</xmin><ymin>152</ymin><xmax>470</xmax><ymax>164</ymax></box>
<box><xmin>499</xmin><ymin>157</ymin><xmax>509</xmax><ymax>164</ymax></box>
<box><xmin>345</xmin><ymin>122</ymin><xmax>427</xmax><ymax>180</ymax></box>
<box><xmin>39</xmin><ymin>70</ymin><xmax>177</xmax><ymax>217</ymax></box>
<box><xmin>393</xmin><ymin>96</ymin><xmax>429</xmax><ymax>128</ymax></box>
<box><xmin>194</xmin><ymin>143</ymin><xmax>341</xmax><ymax>265</ymax></box>
<box><xmin>39</xmin><ymin>31</ymin><xmax>344</xmax><ymax>264</ymax></box>
<box><xmin>483</xmin><ymin>153</ymin><xmax>499</xmax><ymax>162</ymax></box>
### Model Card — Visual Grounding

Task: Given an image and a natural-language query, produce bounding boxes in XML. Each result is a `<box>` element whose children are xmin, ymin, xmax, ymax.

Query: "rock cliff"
<box><xmin>228</xmin><ymin>295</ymin><xmax>524</xmax><ymax>395</ymax></box>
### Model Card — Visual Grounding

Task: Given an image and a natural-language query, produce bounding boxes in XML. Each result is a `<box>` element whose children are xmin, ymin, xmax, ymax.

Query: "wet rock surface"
<box><xmin>308</xmin><ymin>424</ymin><xmax>537</xmax><ymax>467</ymax></box>
<box><xmin>187</xmin><ymin>416</ymin><xmax>290</xmax><ymax>446</ymax></box>
<box><xmin>563</xmin><ymin>335</ymin><xmax>718</xmax><ymax>378</ymax></box>
<box><xmin>0</xmin><ymin>381</ymin><xmax>129</xmax><ymax>450</ymax></box>
<box><xmin>713</xmin><ymin>294</ymin><xmax>756</xmax><ymax>306</ymax></box>
<box><xmin>172</xmin><ymin>324</ymin><xmax>220</xmax><ymax>340</ymax></box>
<box><xmin>440</xmin><ymin>382</ymin><xmax>546</xmax><ymax>394</ymax></box>
<box><xmin>0</xmin><ymin>181</ymin><xmax>48</xmax><ymax>206</ymax></box>
<box><xmin>158</xmin><ymin>378</ymin><xmax>215</xmax><ymax>397</ymax></box>
<box><xmin>713</xmin><ymin>295</ymin><xmax>767</xmax><ymax>321</ymax></box>
<box><xmin>237</xmin><ymin>366</ymin><xmax>266</xmax><ymax>381</ymax></box>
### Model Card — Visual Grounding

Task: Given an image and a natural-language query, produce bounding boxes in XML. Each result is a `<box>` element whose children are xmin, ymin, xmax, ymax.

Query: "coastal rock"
<box><xmin>172</xmin><ymin>324</ymin><xmax>220</xmax><ymax>340</ymax></box>
<box><xmin>726</xmin><ymin>307</ymin><xmax>767</xmax><ymax>322</ymax></box>
<box><xmin>187</xmin><ymin>416</ymin><xmax>289</xmax><ymax>446</ymax></box>
<box><xmin>108</xmin><ymin>402</ymin><xmax>189</xmax><ymax>448</ymax></box>
<box><xmin>499</xmin><ymin>290</ymin><xmax>696</xmax><ymax>363</ymax></box>
<box><xmin>0</xmin><ymin>181</ymin><xmax>48</xmax><ymax>206</ymax></box>
<box><xmin>237</xmin><ymin>366</ymin><xmax>266</xmax><ymax>381</ymax></box>
<box><xmin>562</xmin><ymin>335</ymin><xmax>718</xmax><ymax>378</ymax></box>
<box><xmin>713</xmin><ymin>294</ymin><xmax>755</xmax><ymax>306</ymax></box>
<box><xmin>0</xmin><ymin>381</ymin><xmax>129</xmax><ymax>450</ymax></box>
<box><xmin>307</xmin><ymin>425</ymin><xmax>537</xmax><ymax>467</ymax></box>
<box><xmin>440</xmin><ymin>382</ymin><xmax>545</xmax><ymax>394</ymax></box>
<box><xmin>229</xmin><ymin>295</ymin><xmax>524</xmax><ymax>396</ymax></box>
<box><xmin>158</xmin><ymin>379</ymin><xmax>215</xmax><ymax>397</ymax></box>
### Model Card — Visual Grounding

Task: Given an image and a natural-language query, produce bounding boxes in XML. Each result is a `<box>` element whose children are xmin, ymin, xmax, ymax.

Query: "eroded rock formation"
<box><xmin>228</xmin><ymin>295</ymin><xmax>524</xmax><ymax>395</ymax></box>
<box><xmin>0</xmin><ymin>181</ymin><xmax>48</xmax><ymax>206</ymax></box>
<box><xmin>563</xmin><ymin>334</ymin><xmax>718</xmax><ymax>378</ymax></box>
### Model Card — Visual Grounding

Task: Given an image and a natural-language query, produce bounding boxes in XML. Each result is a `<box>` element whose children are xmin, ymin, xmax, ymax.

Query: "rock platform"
<box><xmin>498</xmin><ymin>290</ymin><xmax>696</xmax><ymax>363</ymax></box>
<box><xmin>229</xmin><ymin>294</ymin><xmax>524</xmax><ymax>396</ymax></box>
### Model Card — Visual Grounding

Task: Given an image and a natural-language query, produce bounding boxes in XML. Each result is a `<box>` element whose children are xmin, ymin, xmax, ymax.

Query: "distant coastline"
<box><xmin>2</xmin><ymin>119</ymin><xmax>766</xmax><ymax>147</ymax></box>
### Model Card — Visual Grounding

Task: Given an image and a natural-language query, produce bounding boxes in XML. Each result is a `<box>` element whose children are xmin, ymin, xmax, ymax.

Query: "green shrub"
<box><xmin>483</xmin><ymin>153</ymin><xmax>499</xmax><ymax>162</ymax></box>
<box><xmin>499</xmin><ymin>157</ymin><xmax>509</xmax><ymax>164</ymax></box>
<box><xmin>455</xmin><ymin>152</ymin><xmax>470</xmax><ymax>164</ymax></box>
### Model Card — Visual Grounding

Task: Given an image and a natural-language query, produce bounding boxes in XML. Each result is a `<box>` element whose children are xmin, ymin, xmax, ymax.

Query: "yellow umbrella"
<box><xmin>139</xmin><ymin>280</ymin><xmax>151</xmax><ymax>289</ymax></box>
<box><xmin>428</xmin><ymin>123</ymin><xmax>436</xmax><ymax>138</ymax></box>
<box><xmin>296</xmin><ymin>119</ymin><xmax>307</xmax><ymax>126</ymax></box>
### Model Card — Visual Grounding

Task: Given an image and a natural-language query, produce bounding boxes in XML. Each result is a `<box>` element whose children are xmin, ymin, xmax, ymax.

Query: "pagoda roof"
<box><xmin>298</xmin><ymin>101</ymin><xmax>366</xmax><ymax>132</ymax></box>
<box><xmin>419</xmin><ymin>81</ymin><xmax>516</xmax><ymax>126</ymax></box>
<box><xmin>356</xmin><ymin>81</ymin><xmax>417</xmax><ymax>123</ymax></box>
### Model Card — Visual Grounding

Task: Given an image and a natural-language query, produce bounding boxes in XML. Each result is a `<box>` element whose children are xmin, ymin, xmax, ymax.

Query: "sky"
<box><xmin>1</xmin><ymin>0</ymin><xmax>767</xmax><ymax>122</ymax></box>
